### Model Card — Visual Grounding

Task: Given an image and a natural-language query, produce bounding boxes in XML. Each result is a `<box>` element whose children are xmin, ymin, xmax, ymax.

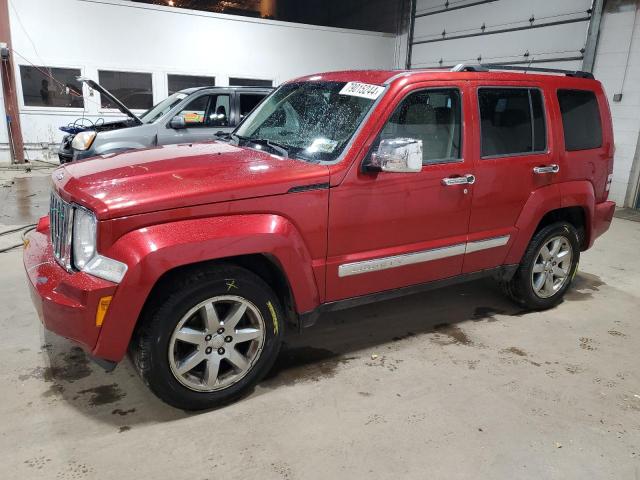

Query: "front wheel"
<box><xmin>131</xmin><ymin>265</ymin><xmax>284</xmax><ymax>410</ymax></box>
<box><xmin>502</xmin><ymin>222</ymin><xmax>580</xmax><ymax>310</ymax></box>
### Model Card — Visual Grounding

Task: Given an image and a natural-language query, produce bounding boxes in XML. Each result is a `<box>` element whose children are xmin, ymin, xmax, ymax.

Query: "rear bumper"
<box><xmin>23</xmin><ymin>219</ymin><xmax>118</xmax><ymax>359</ymax></box>
<box><xmin>589</xmin><ymin>200</ymin><xmax>616</xmax><ymax>247</ymax></box>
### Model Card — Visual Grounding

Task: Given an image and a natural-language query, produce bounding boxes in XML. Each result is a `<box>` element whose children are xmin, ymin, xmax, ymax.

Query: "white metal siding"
<box><xmin>410</xmin><ymin>0</ymin><xmax>593</xmax><ymax>69</ymax></box>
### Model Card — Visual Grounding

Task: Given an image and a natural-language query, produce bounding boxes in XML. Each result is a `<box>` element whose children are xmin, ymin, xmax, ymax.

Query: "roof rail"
<box><xmin>450</xmin><ymin>63</ymin><xmax>595</xmax><ymax>79</ymax></box>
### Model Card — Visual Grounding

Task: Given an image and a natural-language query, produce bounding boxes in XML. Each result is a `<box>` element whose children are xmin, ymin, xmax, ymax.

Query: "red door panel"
<box><xmin>326</xmin><ymin>81</ymin><xmax>475</xmax><ymax>301</ymax></box>
<box><xmin>463</xmin><ymin>81</ymin><xmax>559</xmax><ymax>274</ymax></box>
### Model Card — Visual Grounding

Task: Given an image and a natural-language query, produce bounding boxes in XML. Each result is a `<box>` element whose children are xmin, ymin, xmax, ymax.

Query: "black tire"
<box><xmin>502</xmin><ymin>222</ymin><xmax>580</xmax><ymax>310</ymax></box>
<box><xmin>131</xmin><ymin>264</ymin><xmax>284</xmax><ymax>410</ymax></box>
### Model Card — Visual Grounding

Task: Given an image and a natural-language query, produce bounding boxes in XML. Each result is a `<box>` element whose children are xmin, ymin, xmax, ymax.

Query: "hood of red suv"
<box><xmin>53</xmin><ymin>142</ymin><xmax>330</xmax><ymax>220</ymax></box>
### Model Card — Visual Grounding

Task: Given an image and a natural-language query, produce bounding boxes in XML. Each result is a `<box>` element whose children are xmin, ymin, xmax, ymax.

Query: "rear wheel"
<box><xmin>131</xmin><ymin>265</ymin><xmax>284</xmax><ymax>410</ymax></box>
<box><xmin>502</xmin><ymin>222</ymin><xmax>580</xmax><ymax>310</ymax></box>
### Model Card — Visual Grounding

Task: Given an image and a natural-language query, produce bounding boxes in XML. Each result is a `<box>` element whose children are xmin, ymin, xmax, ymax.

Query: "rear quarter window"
<box><xmin>557</xmin><ymin>89</ymin><xmax>602</xmax><ymax>151</ymax></box>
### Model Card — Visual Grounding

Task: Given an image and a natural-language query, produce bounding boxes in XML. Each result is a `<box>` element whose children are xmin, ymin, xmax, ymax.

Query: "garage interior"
<box><xmin>1</xmin><ymin>0</ymin><xmax>639</xmax><ymax>478</ymax></box>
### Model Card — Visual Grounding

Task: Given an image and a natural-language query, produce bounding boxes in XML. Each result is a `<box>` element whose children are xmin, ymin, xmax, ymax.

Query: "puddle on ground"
<box><xmin>431</xmin><ymin>323</ymin><xmax>472</xmax><ymax>346</ymax></box>
<box><xmin>565</xmin><ymin>272</ymin><xmax>606</xmax><ymax>301</ymax></box>
<box><xmin>18</xmin><ymin>347</ymin><xmax>91</xmax><ymax>383</ymax></box>
<box><xmin>262</xmin><ymin>346</ymin><xmax>356</xmax><ymax>386</ymax></box>
<box><xmin>0</xmin><ymin>175</ymin><xmax>51</xmax><ymax>224</ymax></box>
<box><xmin>77</xmin><ymin>384</ymin><xmax>125</xmax><ymax>406</ymax></box>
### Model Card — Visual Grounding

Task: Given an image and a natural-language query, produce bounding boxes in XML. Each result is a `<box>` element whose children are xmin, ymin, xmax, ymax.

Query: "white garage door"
<box><xmin>409</xmin><ymin>0</ymin><xmax>595</xmax><ymax>71</ymax></box>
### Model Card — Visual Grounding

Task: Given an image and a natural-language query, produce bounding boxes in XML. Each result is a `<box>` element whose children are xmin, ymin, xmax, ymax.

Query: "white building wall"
<box><xmin>7</xmin><ymin>0</ymin><xmax>396</xmax><ymax>149</ymax></box>
<box><xmin>593</xmin><ymin>0</ymin><xmax>640</xmax><ymax>207</ymax></box>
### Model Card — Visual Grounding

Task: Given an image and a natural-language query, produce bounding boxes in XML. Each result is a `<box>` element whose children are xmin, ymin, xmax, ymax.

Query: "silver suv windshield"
<box><xmin>234</xmin><ymin>81</ymin><xmax>380</xmax><ymax>162</ymax></box>
<box><xmin>139</xmin><ymin>92</ymin><xmax>188</xmax><ymax>124</ymax></box>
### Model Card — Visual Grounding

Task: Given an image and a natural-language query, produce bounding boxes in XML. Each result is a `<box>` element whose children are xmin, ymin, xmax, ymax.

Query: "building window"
<box><xmin>19</xmin><ymin>66</ymin><xmax>83</xmax><ymax>108</ymax></box>
<box><xmin>379</xmin><ymin>89</ymin><xmax>462</xmax><ymax>164</ymax></box>
<box><xmin>479</xmin><ymin>88</ymin><xmax>547</xmax><ymax>157</ymax></box>
<box><xmin>557</xmin><ymin>90</ymin><xmax>602</xmax><ymax>151</ymax></box>
<box><xmin>168</xmin><ymin>74</ymin><xmax>216</xmax><ymax>95</ymax></box>
<box><xmin>97</xmin><ymin>70</ymin><xmax>153</xmax><ymax>110</ymax></box>
<box><xmin>229</xmin><ymin>77</ymin><xmax>273</xmax><ymax>87</ymax></box>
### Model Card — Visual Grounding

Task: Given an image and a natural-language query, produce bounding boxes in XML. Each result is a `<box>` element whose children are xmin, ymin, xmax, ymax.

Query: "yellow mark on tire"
<box><xmin>267</xmin><ymin>301</ymin><xmax>278</xmax><ymax>335</ymax></box>
<box><xmin>225</xmin><ymin>279</ymin><xmax>238</xmax><ymax>291</ymax></box>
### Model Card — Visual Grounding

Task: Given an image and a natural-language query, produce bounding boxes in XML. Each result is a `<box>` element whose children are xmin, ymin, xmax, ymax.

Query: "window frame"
<box><xmin>97</xmin><ymin>69</ymin><xmax>154</xmax><ymax>113</ymax></box>
<box><xmin>364</xmin><ymin>86</ymin><xmax>465</xmax><ymax>168</ymax></box>
<box><xmin>16</xmin><ymin>63</ymin><xmax>86</xmax><ymax>112</ymax></box>
<box><xmin>556</xmin><ymin>88</ymin><xmax>603</xmax><ymax>152</ymax></box>
<box><xmin>478</xmin><ymin>86</ymin><xmax>549</xmax><ymax>160</ymax></box>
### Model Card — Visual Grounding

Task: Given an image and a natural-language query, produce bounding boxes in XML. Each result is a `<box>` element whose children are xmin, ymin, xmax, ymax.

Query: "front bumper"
<box><xmin>23</xmin><ymin>217</ymin><xmax>118</xmax><ymax>357</ymax></box>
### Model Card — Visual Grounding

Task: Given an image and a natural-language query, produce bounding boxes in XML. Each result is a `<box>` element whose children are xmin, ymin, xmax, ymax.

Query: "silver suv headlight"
<box><xmin>71</xmin><ymin>131</ymin><xmax>97</xmax><ymax>151</ymax></box>
<box><xmin>72</xmin><ymin>207</ymin><xmax>127</xmax><ymax>283</ymax></box>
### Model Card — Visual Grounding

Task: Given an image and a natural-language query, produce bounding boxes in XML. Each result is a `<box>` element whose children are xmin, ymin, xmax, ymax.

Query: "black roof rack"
<box><xmin>450</xmin><ymin>63</ymin><xmax>594</xmax><ymax>80</ymax></box>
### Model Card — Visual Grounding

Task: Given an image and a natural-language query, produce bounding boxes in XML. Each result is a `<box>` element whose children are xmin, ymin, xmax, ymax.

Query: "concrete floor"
<box><xmin>1</xmin><ymin>175</ymin><xmax>639</xmax><ymax>479</ymax></box>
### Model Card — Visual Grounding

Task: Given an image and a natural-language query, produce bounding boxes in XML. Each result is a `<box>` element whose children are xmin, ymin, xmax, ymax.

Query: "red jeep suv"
<box><xmin>24</xmin><ymin>65</ymin><xmax>615</xmax><ymax>409</ymax></box>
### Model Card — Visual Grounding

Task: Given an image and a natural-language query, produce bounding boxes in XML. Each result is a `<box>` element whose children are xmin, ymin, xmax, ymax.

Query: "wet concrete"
<box><xmin>0</xmin><ymin>175</ymin><xmax>51</xmax><ymax>225</ymax></box>
<box><xmin>1</xmin><ymin>217</ymin><xmax>640</xmax><ymax>479</ymax></box>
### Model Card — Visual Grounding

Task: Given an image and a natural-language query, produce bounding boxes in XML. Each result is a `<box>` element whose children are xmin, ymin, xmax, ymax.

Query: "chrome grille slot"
<box><xmin>49</xmin><ymin>191</ymin><xmax>74</xmax><ymax>270</ymax></box>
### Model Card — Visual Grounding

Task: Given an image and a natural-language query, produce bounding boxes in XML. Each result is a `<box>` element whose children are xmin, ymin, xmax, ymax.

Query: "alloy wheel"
<box><xmin>168</xmin><ymin>295</ymin><xmax>265</xmax><ymax>392</ymax></box>
<box><xmin>531</xmin><ymin>235</ymin><xmax>573</xmax><ymax>299</ymax></box>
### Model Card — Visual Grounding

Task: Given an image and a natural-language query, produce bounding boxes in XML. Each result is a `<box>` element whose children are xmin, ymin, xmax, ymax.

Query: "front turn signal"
<box><xmin>96</xmin><ymin>296</ymin><xmax>113</xmax><ymax>327</ymax></box>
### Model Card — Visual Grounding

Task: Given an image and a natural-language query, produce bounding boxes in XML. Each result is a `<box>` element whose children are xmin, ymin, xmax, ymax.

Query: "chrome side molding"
<box><xmin>338</xmin><ymin>235</ymin><xmax>511</xmax><ymax>278</ymax></box>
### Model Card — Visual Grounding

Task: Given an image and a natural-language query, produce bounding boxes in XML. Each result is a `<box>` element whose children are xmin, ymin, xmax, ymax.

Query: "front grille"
<box><xmin>50</xmin><ymin>191</ymin><xmax>74</xmax><ymax>270</ymax></box>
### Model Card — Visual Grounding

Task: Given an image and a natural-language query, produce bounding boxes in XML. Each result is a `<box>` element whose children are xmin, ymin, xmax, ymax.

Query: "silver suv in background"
<box><xmin>58</xmin><ymin>78</ymin><xmax>272</xmax><ymax>163</ymax></box>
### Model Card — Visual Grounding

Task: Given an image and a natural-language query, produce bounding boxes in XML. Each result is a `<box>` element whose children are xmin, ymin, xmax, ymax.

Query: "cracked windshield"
<box><xmin>233</xmin><ymin>81</ymin><xmax>382</xmax><ymax>162</ymax></box>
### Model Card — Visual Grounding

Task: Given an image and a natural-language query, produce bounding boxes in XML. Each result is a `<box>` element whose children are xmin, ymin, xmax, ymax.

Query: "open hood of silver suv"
<box><xmin>78</xmin><ymin>77</ymin><xmax>143</xmax><ymax>125</ymax></box>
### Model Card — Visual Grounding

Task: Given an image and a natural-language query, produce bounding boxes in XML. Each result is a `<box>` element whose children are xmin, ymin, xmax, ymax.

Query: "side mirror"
<box><xmin>169</xmin><ymin>116</ymin><xmax>186</xmax><ymax>129</ymax></box>
<box><xmin>368</xmin><ymin>138</ymin><xmax>423</xmax><ymax>173</ymax></box>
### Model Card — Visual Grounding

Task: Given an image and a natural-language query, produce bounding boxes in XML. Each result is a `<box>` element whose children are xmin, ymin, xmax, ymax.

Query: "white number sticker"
<box><xmin>339</xmin><ymin>82</ymin><xmax>385</xmax><ymax>100</ymax></box>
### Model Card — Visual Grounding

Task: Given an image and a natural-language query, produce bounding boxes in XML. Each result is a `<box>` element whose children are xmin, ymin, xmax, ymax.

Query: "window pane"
<box><xmin>98</xmin><ymin>70</ymin><xmax>153</xmax><ymax>110</ymax></box>
<box><xmin>380</xmin><ymin>89</ymin><xmax>461</xmax><ymax>164</ymax></box>
<box><xmin>168</xmin><ymin>74</ymin><xmax>215</xmax><ymax>95</ymax></box>
<box><xmin>479</xmin><ymin>88</ymin><xmax>533</xmax><ymax>157</ymax></box>
<box><xmin>557</xmin><ymin>90</ymin><xmax>602</xmax><ymax>151</ymax></box>
<box><xmin>209</xmin><ymin>95</ymin><xmax>230</xmax><ymax>127</ymax></box>
<box><xmin>176</xmin><ymin>95</ymin><xmax>208</xmax><ymax>126</ymax></box>
<box><xmin>531</xmin><ymin>89</ymin><xmax>547</xmax><ymax>152</ymax></box>
<box><xmin>229</xmin><ymin>77</ymin><xmax>273</xmax><ymax>87</ymax></box>
<box><xmin>239</xmin><ymin>94</ymin><xmax>266</xmax><ymax>120</ymax></box>
<box><xmin>19</xmin><ymin>66</ymin><xmax>83</xmax><ymax>108</ymax></box>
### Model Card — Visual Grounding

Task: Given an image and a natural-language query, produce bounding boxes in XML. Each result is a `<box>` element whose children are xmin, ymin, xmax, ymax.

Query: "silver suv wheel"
<box><xmin>168</xmin><ymin>295</ymin><xmax>266</xmax><ymax>392</ymax></box>
<box><xmin>531</xmin><ymin>235</ymin><xmax>573</xmax><ymax>299</ymax></box>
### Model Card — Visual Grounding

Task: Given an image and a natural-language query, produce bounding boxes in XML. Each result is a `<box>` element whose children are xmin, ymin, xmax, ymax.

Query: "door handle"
<box><xmin>442</xmin><ymin>174</ymin><xmax>476</xmax><ymax>186</ymax></box>
<box><xmin>533</xmin><ymin>164</ymin><xmax>560</xmax><ymax>174</ymax></box>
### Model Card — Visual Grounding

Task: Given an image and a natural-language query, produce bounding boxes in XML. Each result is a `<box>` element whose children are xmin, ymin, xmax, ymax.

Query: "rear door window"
<box><xmin>557</xmin><ymin>89</ymin><xmax>602</xmax><ymax>151</ymax></box>
<box><xmin>478</xmin><ymin>88</ymin><xmax>546</xmax><ymax>157</ymax></box>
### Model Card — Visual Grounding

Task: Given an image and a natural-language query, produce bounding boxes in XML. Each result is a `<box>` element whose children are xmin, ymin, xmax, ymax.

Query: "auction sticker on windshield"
<box><xmin>339</xmin><ymin>82</ymin><xmax>385</xmax><ymax>100</ymax></box>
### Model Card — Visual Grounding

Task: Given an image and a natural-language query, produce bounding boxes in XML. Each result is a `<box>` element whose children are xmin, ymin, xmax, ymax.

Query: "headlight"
<box><xmin>72</xmin><ymin>207</ymin><xmax>127</xmax><ymax>283</ymax></box>
<box><xmin>71</xmin><ymin>131</ymin><xmax>97</xmax><ymax>151</ymax></box>
<box><xmin>73</xmin><ymin>207</ymin><xmax>97</xmax><ymax>269</ymax></box>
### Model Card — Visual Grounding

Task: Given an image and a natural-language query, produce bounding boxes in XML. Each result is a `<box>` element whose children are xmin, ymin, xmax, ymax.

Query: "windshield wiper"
<box><xmin>246</xmin><ymin>138</ymin><xmax>290</xmax><ymax>157</ymax></box>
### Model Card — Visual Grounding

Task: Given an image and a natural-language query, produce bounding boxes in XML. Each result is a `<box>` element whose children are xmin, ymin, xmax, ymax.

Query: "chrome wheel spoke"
<box><xmin>556</xmin><ymin>249</ymin><xmax>570</xmax><ymax>261</ymax></box>
<box><xmin>553</xmin><ymin>266</ymin><xmax>567</xmax><ymax>278</ymax></box>
<box><xmin>234</xmin><ymin>327</ymin><xmax>261</xmax><ymax>344</ymax></box>
<box><xmin>544</xmin><ymin>273</ymin><xmax>555</xmax><ymax>294</ymax></box>
<box><xmin>227</xmin><ymin>348</ymin><xmax>250</xmax><ymax>371</ymax></box>
<box><xmin>532</xmin><ymin>263</ymin><xmax>545</xmax><ymax>273</ymax></box>
<box><xmin>201</xmin><ymin>303</ymin><xmax>220</xmax><ymax>330</ymax></box>
<box><xmin>177</xmin><ymin>350</ymin><xmax>205</xmax><ymax>375</ymax></box>
<box><xmin>175</xmin><ymin>327</ymin><xmax>205</xmax><ymax>345</ymax></box>
<box><xmin>533</xmin><ymin>273</ymin><xmax>546</xmax><ymax>292</ymax></box>
<box><xmin>204</xmin><ymin>357</ymin><xmax>221</xmax><ymax>387</ymax></box>
<box><xmin>223</xmin><ymin>303</ymin><xmax>247</xmax><ymax>330</ymax></box>
<box><xmin>539</xmin><ymin>245</ymin><xmax>551</xmax><ymax>261</ymax></box>
<box><xmin>549</xmin><ymin>238</ymin><xmax>562</xmax><ymax>257</ymax></box>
